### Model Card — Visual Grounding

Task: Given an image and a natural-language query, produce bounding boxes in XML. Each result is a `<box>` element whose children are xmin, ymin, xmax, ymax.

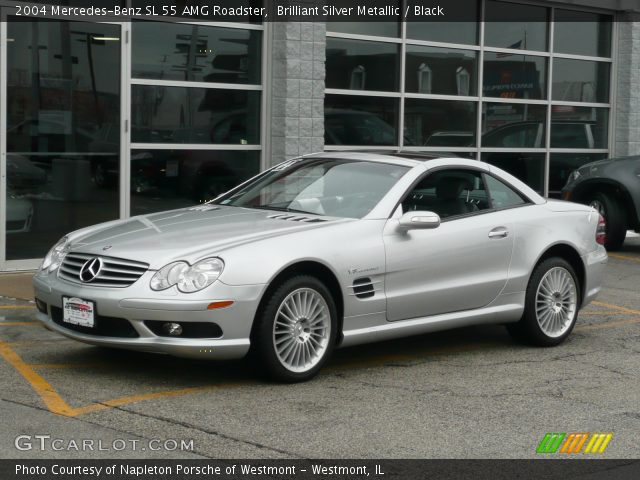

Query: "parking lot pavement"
<box><xmin>1</xmin><ymin>237</ymin><xmax>639</xmax><ymax>459</ymax></box>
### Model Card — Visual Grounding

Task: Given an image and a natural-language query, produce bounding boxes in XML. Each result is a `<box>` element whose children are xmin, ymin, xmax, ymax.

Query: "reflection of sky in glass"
<box><xmin>554</xmin><ymin>20</ymin><xmax>612</xmax><ymax>57</ymax></box>
<box><xmin>7</xmin><ymin>20</ymin><xmax>121</xmax><ymax>94</ymax></box>
<box><xmin>485</xmin><ymin>1</ymin><xmax>548</xmax><ymax>51</ymax></box>
<box><xmin>132</xmin><ymin>23</ymin><xmax>261</xmax><ymax>84</ymax></box>
<box><xmin>327</xmin><ymin>22</ymin><xmax>399</xmax><ymax>38</ymax></box>
<box><xmin>552</xmin><ymin>59</ymin><xmax>609</xmax><ymax>103</ymax></box>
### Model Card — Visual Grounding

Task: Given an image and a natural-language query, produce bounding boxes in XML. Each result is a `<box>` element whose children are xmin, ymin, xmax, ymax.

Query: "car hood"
<box><xmin>68</xmin><ymin>205</ymin><xmax>346</xmax><ymax>268</ymax></box>
<box><xmin>580</xmin><ymin>155</ymin><xmax>640</xmax><ymax>173</ymax></box>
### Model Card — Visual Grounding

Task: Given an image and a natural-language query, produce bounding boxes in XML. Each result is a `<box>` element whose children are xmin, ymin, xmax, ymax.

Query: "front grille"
<box><xmin>51</xmin><ymin>306</ymin><xmax>139</xmax><ymax>338</ymax></box>
<box><xmin>58</xmin><ymin>252</ymin><xmax>149</xmax><ymax>288</ymax></box>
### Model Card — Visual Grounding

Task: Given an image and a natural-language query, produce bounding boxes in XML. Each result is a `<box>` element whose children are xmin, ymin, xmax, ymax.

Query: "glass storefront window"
<box><xmin>482</xmin><ymin>103</ymin><xmax>547</xmax><ymax>148</ymax></box>
<box><xmin>406</xmin><ymin>22</ymin><xmax>478</xmax><ymax>46</ymax></box>
<box><xmin>405</xmin><ymin>99</ymin><xmax>476</xmax><ymax>147</ymax></box>
<box><xmin>481</xmin><ymin>153</ymin><xmax>545</xmax><ymax>194</ymax></box>
<box><xmin>326</xmin><ymin>1</ymin><xmax>400</xmax><ymax>37</ymax></box>
<box><xmin>405</xmin><ymin>46</ymin><xmax>477</xmax><ymax>96</ymax></box>
<box><xmin>130</xmin><ymin>150</ymin><xmax>260</xmax><ymax>215</ymax></box>
<box><xmin>483</xmin><ymin>53</ymin><xmax>547</xmax><ymax>100</ymax></box>
<box><xmin>406</xmin><ymin>0</ymin><xmax>479</xmax><ymax>45</ymax></box>
<box><xmin>484</xmin><ymin>1</ymin><xmax>548</xmax><ymax>52</ymax></box>
<box><xmin>554</xmin><ymin>10</ymin><xmax>612</xmax><ymax>58</ymax></box>
<box><xmin>324</xmin><ymin>95</ymin><xmax>399</xmax><ymax>146</ymax></box>
<box><xmin>131</xmin><ymin>86</ymin><xmax>260</xmax><ymax>144</ymax></box>
<box><xmin>552</xmin><ymin>58</ymin><xmax>610</xmax><ymax>103</ymax></box>
<box><xmin>326</xmin><ymin>22</ymin><xmax>399</xmax><ymax>38</ymax></box>
<box><xmin>5</xmin><ymin>20</ymin><xmax>121</xmax><ymax>260</ymax></box>
<box><xmin>132</xmin><ymin>22</ymin><xmax>261</xmax><ymax>84</ymax></box>
<box><xmin>326</xmin><ymin>38</ymin><xmax>399</xmax><ymax>92</ymax></box>
<box><xmin>551</xmin><ymin>107</ymin><xmax>608</xmax><ymax>149</ymax></box>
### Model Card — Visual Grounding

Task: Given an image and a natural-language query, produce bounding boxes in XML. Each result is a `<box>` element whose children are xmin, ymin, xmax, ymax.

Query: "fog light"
<box><xmin>35</xmin><ymin>298</ymin><xmax>47</xmax><ymax>314</ymax></box>
<box><xmin>163</xmin><ymin>322</ymin><xmax>183</xmax><ymax>336</ymax></box>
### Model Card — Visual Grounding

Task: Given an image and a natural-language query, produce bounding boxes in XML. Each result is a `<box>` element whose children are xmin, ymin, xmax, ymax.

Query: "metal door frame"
<box><xmin>0</xmin><ymin>8</ymin><xmax>129</xmax><ymax>271</ymax></box>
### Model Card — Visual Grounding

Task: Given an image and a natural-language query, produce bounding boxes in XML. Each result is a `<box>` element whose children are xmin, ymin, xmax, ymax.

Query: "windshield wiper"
<box><xmin>251</xmin><ymin>205</ymin><xmax>317</xmax><ymax>215</ymax></box>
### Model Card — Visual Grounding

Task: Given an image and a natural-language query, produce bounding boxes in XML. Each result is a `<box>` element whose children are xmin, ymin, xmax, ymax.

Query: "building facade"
<box><xmin>1</xmin><ymin>0</ymin><xmax>640</xmax><ymax>271</ymax></box>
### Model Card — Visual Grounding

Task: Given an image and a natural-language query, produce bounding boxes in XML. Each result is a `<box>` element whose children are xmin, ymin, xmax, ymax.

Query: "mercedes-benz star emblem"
<box><xmin>79</xmin><ymin>257</ymin><xmax>103</xmax><ymax>283</ymax></box>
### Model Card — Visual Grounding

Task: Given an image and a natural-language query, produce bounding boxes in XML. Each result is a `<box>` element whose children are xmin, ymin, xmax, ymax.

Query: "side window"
<box><xmin>550</xmin><ymin>124</ymin><xmax>589</xmax><ymax>148</ymax></box>
<box><xmin>484</xmin><ymin>174</ymin><xmax>527</xmax><ymax>209</ymax></box>
<box><xmin>401</xmin><ymin>169</ymin><xmax>490</xmax><ymax>219</ymax></box>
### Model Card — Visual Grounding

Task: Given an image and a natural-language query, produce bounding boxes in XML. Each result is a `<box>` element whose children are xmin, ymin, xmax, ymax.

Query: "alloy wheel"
<box><xmin>535</xmin><ymin>267</ymin><xmax>578</xmax><ymax>338</ymax></box>
<box><xmin>272</xmin><ymin>288</ymin><xmax>331</xmax><ymax>373</ymax></box>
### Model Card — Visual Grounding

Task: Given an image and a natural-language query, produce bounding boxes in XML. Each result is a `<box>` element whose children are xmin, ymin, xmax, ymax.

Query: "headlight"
<box><xmin>40</xmin><ymin>236</ymin><xmax>69</xmax><ymax>272</ymax></box>
<box><xmin>150</xmin><ymin>258</ymin><xmax>224</xmax><ymax>293</ymax></box>
<box><xmin>149</xmin><ymin>261</ymin><xmax>189</xmax><ymax>291</ymax></box>
<box><xmin>566</xmin><ymin>169</ymin><xmax>581</xmax><ymax>184</ymax></box>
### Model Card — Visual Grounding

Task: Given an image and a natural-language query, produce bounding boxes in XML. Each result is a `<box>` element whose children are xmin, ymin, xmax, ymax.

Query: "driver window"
<box><xmin>401</xmin><ymin>169</ymin><xmax>490</xmax><ymax>219</ymax></box>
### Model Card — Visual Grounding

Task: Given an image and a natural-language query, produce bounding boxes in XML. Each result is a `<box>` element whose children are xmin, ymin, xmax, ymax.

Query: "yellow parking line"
<box><xmin>6</xmin><ymin>340</ymin><xmax>73</xmax><ymax>347</ymax></box>
<box><xmin>0</xmin><ymin>322</ymin><xmax>36</xmax><ymax>326</ymax></box>
<box><xmin>576</xmin><ymin>317</ymin><xmax>640</xmax><ymax>331</ymax></box>
<box><xmin>327</xmin><ymin>343</ymin><xmax>490</xmax><ymax>373</ymax></box>
<box><xmin>72</xmin><ymin>385</ymin><xmax>238</xmax><ymax>416</ymax></box>
<box><xmin>0</xmin><ymin>305</ymin><xmax>35</xmax><ymax>309</ymax></box>
<box><xmin>0</xmin><ymin>340</ymin><xmax>77</xmax><ymax>417</ymax></box>
<box><xmin>0</xmin><ymin>339</ymin><xmax>238</xmax><ymax>417</ymax></box>
<box><xmin>29</xmin><ymin>363</ymin><xmax>111</xmax><ymax>370</ymax></box>
<box><xmin>591</xmin><ymin>301</ymin><xmax>640</xmax><ymax>316</ymax></box>
<box><xmin>579</xmin><ymin>311</ymin><xmax>620</xmax><ymax>316</ymax></box>
<box><xmin>608</xmin><ymin>253</ymin><xmax>640</xmax><ymax>263</ymax></box>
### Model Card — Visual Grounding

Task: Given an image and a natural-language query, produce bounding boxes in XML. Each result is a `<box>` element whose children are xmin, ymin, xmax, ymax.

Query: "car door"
<box><xmin>383</xmin><ymin>168</ymin><xmax>514</xmax><ymax>321</ymax></box>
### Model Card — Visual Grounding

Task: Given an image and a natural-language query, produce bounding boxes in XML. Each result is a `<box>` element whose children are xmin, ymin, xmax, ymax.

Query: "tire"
<box><xmin>589</xmin><ymin>192</ymin><xmax>626</xmax><ymax>251</ymax></box>
<box><xmin>507</xmin><ymin>257</ymin><xmax>580</xmax><ymax>347</ymax></box>
<box><xmin>251</xmin><ymin>275</ymin><xmax>337</xmax><ymax>382</ymax></box>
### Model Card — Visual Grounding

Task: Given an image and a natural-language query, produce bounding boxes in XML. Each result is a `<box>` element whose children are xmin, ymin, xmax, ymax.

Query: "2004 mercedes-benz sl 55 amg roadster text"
<box><xmin>33</xmin><ymin>152</ymin><xmax>608</xmax><ymax>382</ymax></box>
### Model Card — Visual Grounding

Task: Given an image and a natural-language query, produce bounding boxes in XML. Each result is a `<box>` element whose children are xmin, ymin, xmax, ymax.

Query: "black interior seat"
<box><xmin>433</xmin><ymin>177</ymin><xmax>478</xmax><ymax>217</ymax></box>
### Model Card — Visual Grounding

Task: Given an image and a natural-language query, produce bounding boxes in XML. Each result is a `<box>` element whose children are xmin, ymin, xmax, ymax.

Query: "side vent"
<box><xmin>352</xmin><ymin>277</ymin><xmax>375</xmax><ymax>299</ymax></box>
<box><xmin>267</xmin><ymin>214</ymin><xmax>328</xmax><ymax>223</ymax></box>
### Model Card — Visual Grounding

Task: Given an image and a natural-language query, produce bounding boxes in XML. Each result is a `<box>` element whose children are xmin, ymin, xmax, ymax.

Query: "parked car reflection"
<box><xmin>6</xmin><ymin>189</ymin><xmax>34</xmax><ymax>234</ymax></box>
<box><xmin>325</xmin><ymin>108</ymin><xmax>416</xmax><ymax>146</ymax></box>
<box><xmin>7</xmin><ymin>155</ymin><xmax>47</xmax><ymax>192</ymax></box>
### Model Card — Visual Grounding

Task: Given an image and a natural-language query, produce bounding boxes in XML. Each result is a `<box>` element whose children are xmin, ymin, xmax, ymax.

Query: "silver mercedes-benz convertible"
<box><xmin>33</xmin><ymin>152</ymin><xmax>607</xmax><ymax>382</ymax></box>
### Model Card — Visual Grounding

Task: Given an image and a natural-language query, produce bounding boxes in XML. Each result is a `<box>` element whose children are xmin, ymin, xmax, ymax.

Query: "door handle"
<box><xmin>488</xmin><ymin>227</ymin><xmax>509</xmax><ymax>239</ymax></box>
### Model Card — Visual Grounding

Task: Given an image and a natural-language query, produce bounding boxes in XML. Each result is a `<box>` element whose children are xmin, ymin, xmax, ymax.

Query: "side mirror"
<box><xmin>398</xmin><ymin>211</ymin><xmax>441</xmax><ymax>231</ymax></box>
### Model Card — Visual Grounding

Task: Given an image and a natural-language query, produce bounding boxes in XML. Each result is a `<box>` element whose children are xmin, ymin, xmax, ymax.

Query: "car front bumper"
<box><xmin>32</xmin><ymin>270</ymin><xmax>265</xmax><ymax>360</ymax></box>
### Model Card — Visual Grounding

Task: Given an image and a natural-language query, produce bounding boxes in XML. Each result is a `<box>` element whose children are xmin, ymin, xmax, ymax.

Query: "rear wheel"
<box><xmin>507</xmin><ymin>257</ymin><xmax>580</xmax><ymax>347</ymax></box>
<box><xmin>251</xmin><ymin>275</ymin><xmax>337</xmax><ymax>382</ymax></box>
<box><xmin>589</xmin><ymin>192</ymin><xmax>626</xmax><ymax>250</ymax></box>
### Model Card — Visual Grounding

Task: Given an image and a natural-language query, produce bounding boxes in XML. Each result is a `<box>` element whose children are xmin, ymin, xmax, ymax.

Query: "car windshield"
<box><xmin>215</xmin><ymin>158</ymin><xmax>409</xmax><ymax>219</ymax></box>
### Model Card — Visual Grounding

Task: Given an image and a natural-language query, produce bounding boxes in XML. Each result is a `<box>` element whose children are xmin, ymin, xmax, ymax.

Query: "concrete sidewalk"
<box><xmin>0</xmin><ymin>272</ymin><xmax>34</xmax><ymax>301</ymax></box>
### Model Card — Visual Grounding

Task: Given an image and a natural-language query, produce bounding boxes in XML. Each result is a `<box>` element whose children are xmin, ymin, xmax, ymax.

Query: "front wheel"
<box><xmin>507</xmin><ymin>257</ymin><xmax>580</xmax><ymax>347</ymax></box>
<box><xmin>251</xmin><ymin>276</ymin><xmax>337</xmax><ymax>382</ymax></box>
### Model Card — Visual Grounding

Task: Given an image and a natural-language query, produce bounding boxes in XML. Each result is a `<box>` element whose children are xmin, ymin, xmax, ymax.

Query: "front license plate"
<box><xmin>62</xmin><ymin>296</ymin><xmax>95</xmax><ymax>328</ymax></box>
